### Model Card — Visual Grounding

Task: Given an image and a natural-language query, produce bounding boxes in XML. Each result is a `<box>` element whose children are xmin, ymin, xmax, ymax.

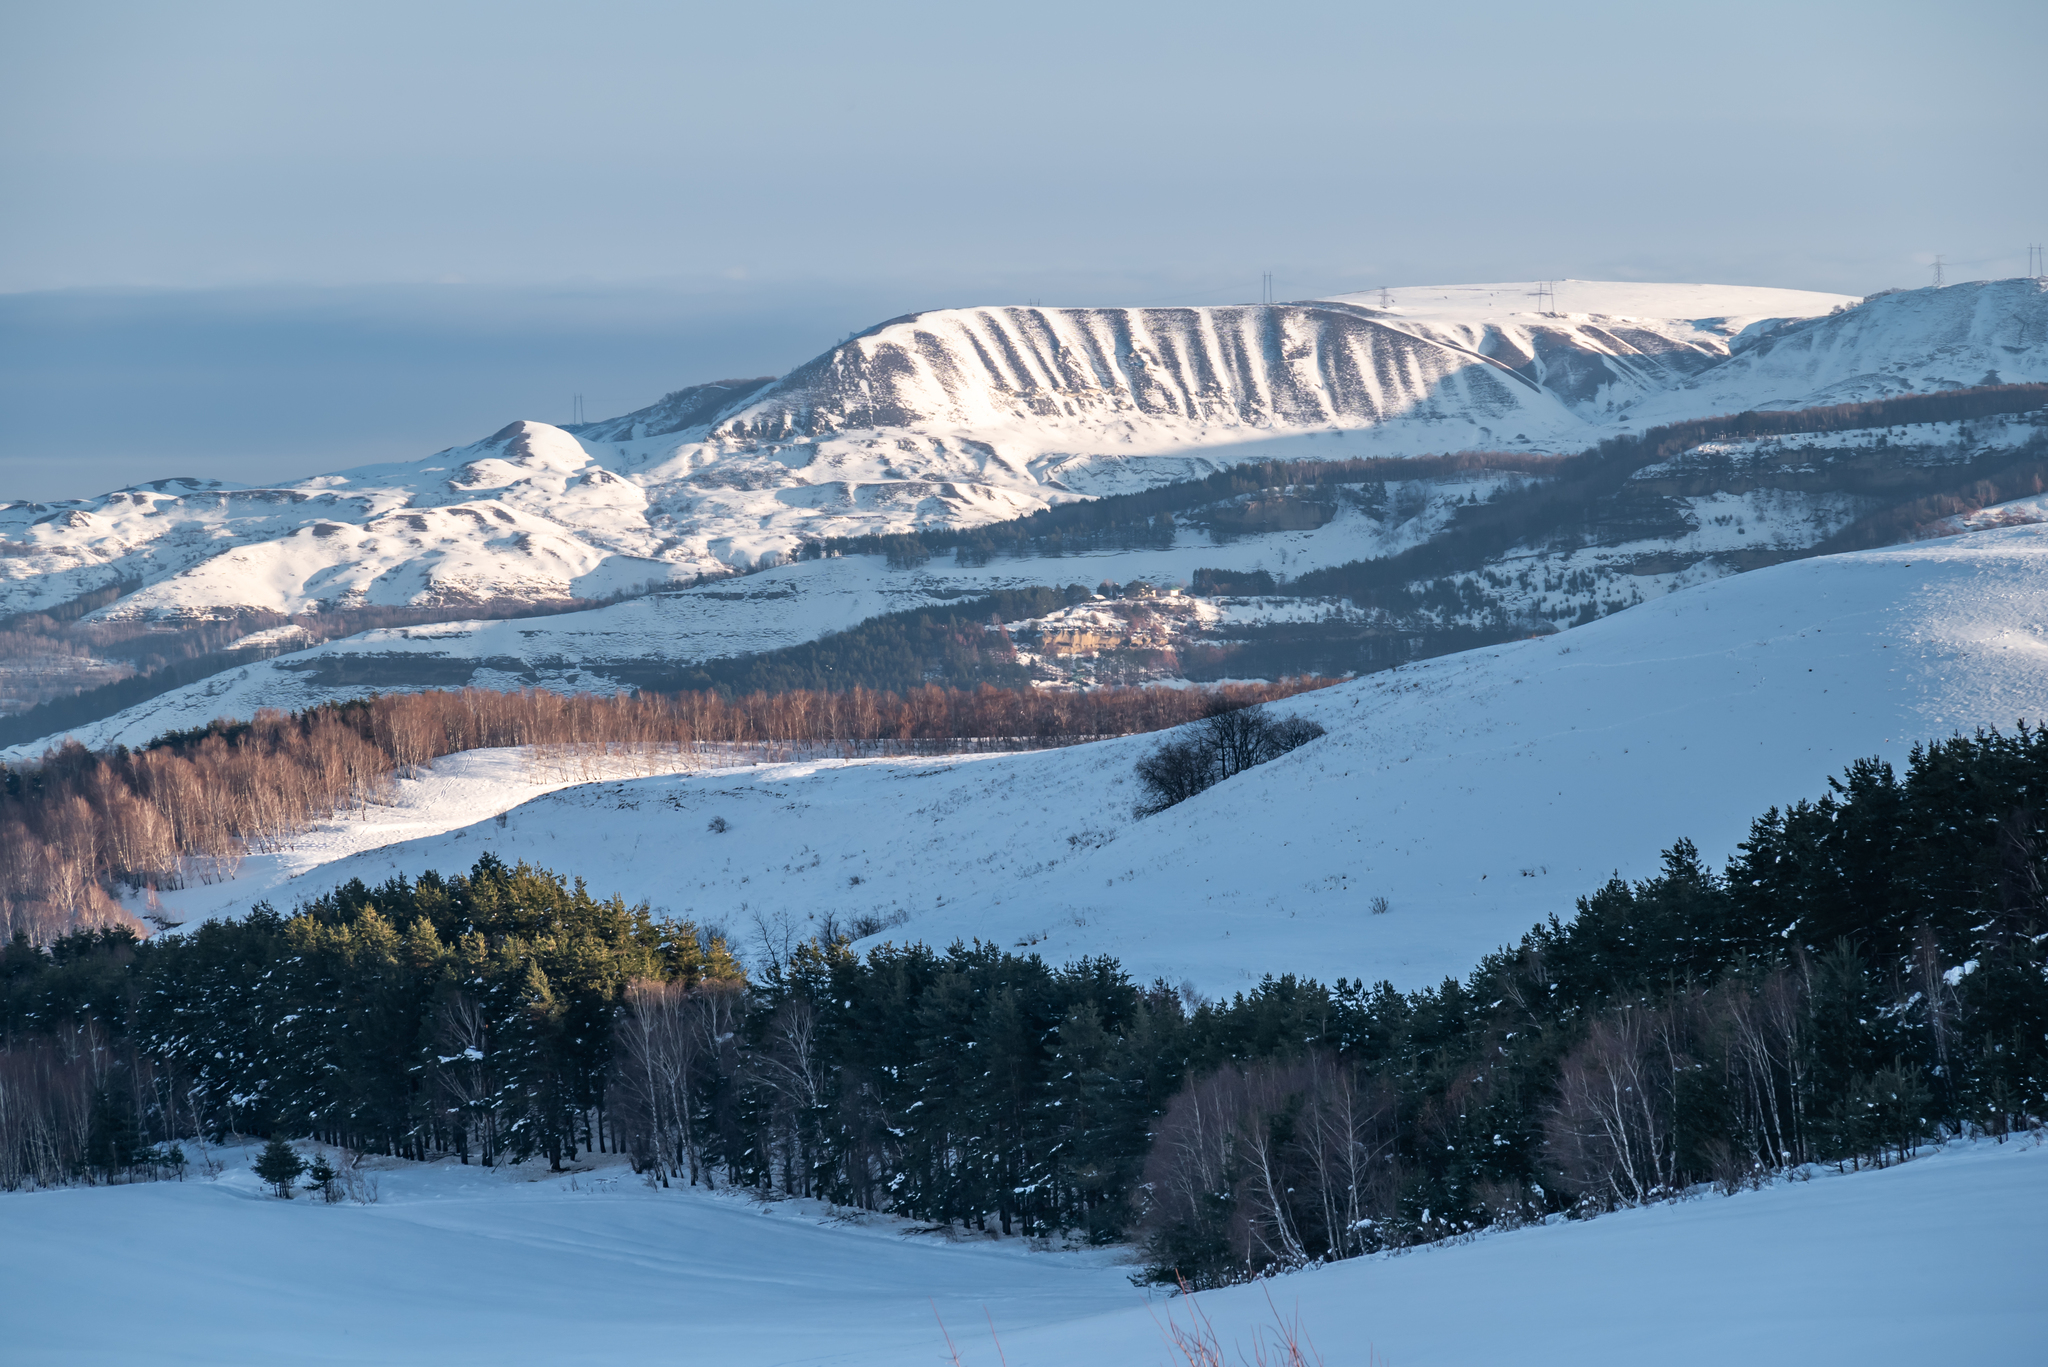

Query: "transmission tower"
<box><xmin>1377</xmin><ymin>285</ymin><xmax>1392</xmax><ymax>308</ymax></box>
<box><xmin>2030</xmin><ymin>244</ymin><xmax>2045</xmax><ymax>279</ymax></box>
<box><xmin>1932</xmin><ymin>256</ymin><xmax>1945</xmax><ymax>288</ymax></box>
<box><xmin>1528</xmin><ymin>281</ymin><xmax>1555</xmax><ymax>316</ymax></box>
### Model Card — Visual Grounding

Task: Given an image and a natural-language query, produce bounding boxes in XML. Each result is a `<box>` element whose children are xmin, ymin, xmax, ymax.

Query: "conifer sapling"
<box><xmin>254</xmin><ymin>1138</ymin><xmax>307</xmax><ymax>1199</ymax></box>
<box><xmin>305</xmin><ymin>1153</ymin><xmax>341</xmax><ymax>1203</ymax></box>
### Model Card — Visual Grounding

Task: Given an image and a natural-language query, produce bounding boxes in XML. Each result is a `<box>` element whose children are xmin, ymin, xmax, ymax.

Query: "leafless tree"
<box><xmin>1545</xmin><ymin>1008</ymin><xmax>1679</xmax><ymax>1207</ymax></box>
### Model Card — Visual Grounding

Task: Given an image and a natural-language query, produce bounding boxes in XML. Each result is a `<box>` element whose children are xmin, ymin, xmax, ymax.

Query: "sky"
<box><xmin>3</xmin><ymin>0</ymin><xmax>2043</xmax><ymax>500</ymax></box>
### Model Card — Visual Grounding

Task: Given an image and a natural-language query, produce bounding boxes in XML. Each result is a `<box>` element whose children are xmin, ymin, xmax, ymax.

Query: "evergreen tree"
<box><xmin>304</xmin><ymin>1153</ymin><xmax>341</xmax><ymax>1202</ymax></box>
<box><xmin>253</xmin><ymin>1138</ymin><xmax>307</xmax><ymax>1198</ymax></box>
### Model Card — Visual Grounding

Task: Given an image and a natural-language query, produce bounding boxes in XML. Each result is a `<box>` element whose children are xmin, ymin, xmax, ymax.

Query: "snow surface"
<box><xmin>0</xmin><ymin>1134</ymin><xmax>2038</xmax><ymax>1364</ymax></box>
<box><xmin>1321</xmin><ymin>279</ymin><xmax>1858</xmax><ymax>421</ymax></box>
<box><xmin>125</xmin><ymin>749</ymin><xmax>699</xmax><ymax>919</ymax></box>
<box><xmin>0</xmin><ymin>557</ymin><xmax>969</xmax><ymax>759</ymax></box>
<box><xmin>137</xmin><ymin>520</ymin><xmax>2048</xmax><ymax>995</ymax></box>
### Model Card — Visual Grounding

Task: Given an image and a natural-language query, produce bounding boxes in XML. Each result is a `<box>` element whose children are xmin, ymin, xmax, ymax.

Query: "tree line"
<box><xmin>799</xmin><ymin>452</ymin><xmax>1566</xmax><ymax>567</ymax></box>
<box><xmin>1280</xmin><ymin>384</ymin><xmax>2048</xmax><ymax>605</ymax></box>
<box><xmin>0</xmin><ymin>586</ymin><xmax>690</xmax><ymax>750</ymax></box>
<box><xmin>1</xmin><ymin>725</ymin><xmax>2040</xmax><ymax>1286</ymax></box>
<box><xmin>662</xmin><ymin>586</ymin><xmax>1071</xmax><ymax>692</ymax></box>
<box><xmin>0</xmin><ymin>856</ymin><xmax>743</xmax><ymax>1186</ymax></box>
<box><xmin>0</xmin><ymin>676</ymin><xmax>1334</xmax><ymax>942</ymax></box>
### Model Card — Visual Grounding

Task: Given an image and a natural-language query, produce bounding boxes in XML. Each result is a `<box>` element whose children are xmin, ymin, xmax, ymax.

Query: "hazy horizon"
<box><xmin>4</xmin><ymin>0</ymin><xmax>2041</xmax><ymax>500</ymax></box>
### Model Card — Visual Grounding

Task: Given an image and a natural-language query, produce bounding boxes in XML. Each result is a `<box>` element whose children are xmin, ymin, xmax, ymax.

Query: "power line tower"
<box><xmin>1262</xmin><ymin>271</ymin><xmax>1274</xmax><ymax>305</ymax></box>
<box><xmin>571</xmin><ymin>393</ymin><xmax>585</xmax><ymax>425</ymax></box>
<box><xmin>1932</xmin><ymin>256</ymin><xmax>1945</xmax><ymax>288</ymax></box>
<box><xmin>1377</xmin><ymin>285</ymin><xmax>1392</xmax><ymax>309</ymax></box>
<box><xmin>1528</xmin><ymin>281</ymin><xmax>1555</xmax><ymax>316</ymax></box>
<box><xmin>2030</xmin><ymin>244</ymin><xmax>2045</xmax><ymax>279</ymax></box>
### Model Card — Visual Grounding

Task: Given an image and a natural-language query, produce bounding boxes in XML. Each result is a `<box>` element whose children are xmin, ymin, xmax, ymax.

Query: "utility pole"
<box><xmin>1932</xmin><ymin>256</ymin><xmax>1945</xmax><ymax>288</ymax></box>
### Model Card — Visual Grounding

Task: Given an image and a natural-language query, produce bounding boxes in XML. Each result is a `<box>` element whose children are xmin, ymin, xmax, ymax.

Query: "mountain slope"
<box><xmin>1627</xmin><ymin>276</ymin><xmax>2048</xmax><ymax>421</ymax></box>
<box><xmin>690</xmin><ymin>302</ymin><xmax>1590</xmax><ymax>455</ymax></box>
<box><xmin>140</xmin><ymin>518</ymin><xmax>2048</xmax><ymax>994</ymax></box>
<box><xmin>1319</xmin><ymin>279</ymin><xmax>1854</xmax><ymax>417</ymax></box>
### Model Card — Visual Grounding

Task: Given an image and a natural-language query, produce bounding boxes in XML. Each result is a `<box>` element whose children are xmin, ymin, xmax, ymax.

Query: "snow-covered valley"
<box><xmin>126</xmin><ymin>516</ymin><xmax>2048</xmax><ymax>995</ymax></box>
<box><xmin>11</xmin><ymin>398</ymin><xmax>2042</xmax><ymax>756</ymax></box>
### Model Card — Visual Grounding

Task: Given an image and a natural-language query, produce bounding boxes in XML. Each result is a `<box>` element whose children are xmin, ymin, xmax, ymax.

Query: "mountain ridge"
<box><xmin>16</xmin><ymin>279</ymin><xmax>2036</xmax><ymax>628</ymax></box>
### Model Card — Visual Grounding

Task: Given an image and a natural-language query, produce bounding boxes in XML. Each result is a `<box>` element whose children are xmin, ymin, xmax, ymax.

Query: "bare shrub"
<box><xmin>1134</xmin><ymin>704</ymin><xmax>1327</xmax><ymax>816</ymax></box>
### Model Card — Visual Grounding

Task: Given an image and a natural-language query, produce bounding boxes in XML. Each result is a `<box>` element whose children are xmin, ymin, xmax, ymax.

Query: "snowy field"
<box><xmin>139</xmin><ymin>518</ymin><xmax>2048</xmax><ymax>995</ymax></box>
<box><xmin>1</xmin><ymin>1135</ymin><xmax>2039</xmax><ymax>1365</ymax></box>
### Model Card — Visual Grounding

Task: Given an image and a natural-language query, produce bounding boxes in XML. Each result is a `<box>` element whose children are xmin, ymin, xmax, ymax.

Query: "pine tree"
<box><xmin>253</xmin><ymin>1138</ymin><xmax>307</xmax><ymax>1198</ymax></box>
<box><xmin>304</xmin><ymin>1153</ymin><xmax>341</xmax><ymax>1202</ymax></box>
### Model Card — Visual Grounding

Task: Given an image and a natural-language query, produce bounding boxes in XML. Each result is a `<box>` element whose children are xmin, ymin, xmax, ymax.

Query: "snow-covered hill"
<box><xmin>135</xmin><ymin>517</ymin><xmax>2048</xmax><ymax>994</ymax></box>
<box><xmin>0</xmin><ymin>559</ymin><xmax>969</xmax><ymax>757</ymax></box>
<box><xmin>1628</xmin><ymin>276</ymin><xmax>2048</xmax><ymax>423</ymax></box>
<box><xmin>1</xmin><ymin>1130</ymin><xmax>2038</xmax><ymax>1365</ymax></box>
<box><xmin>1320</xmin><ymin>279</ymin><xmax>1852</xmax><ymax>418</ymax></box>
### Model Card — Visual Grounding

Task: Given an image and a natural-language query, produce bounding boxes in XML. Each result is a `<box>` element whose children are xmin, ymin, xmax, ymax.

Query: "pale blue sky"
<box><xmin>3</xmin><ymin>0</ymin><xmax>2042</xmax><ymax>498</ymax></box>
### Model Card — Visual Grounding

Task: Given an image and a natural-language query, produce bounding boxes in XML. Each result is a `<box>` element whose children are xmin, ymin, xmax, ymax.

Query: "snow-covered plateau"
<box><xmin>0</xmin><ymin>1133</ymin><xmax>2038</xmax><ymax>1365</ymax></box>
<box><xmin>132</xmin><ymin>516</ymin><xmax>2048</xmax><ymax>995</ymax></box>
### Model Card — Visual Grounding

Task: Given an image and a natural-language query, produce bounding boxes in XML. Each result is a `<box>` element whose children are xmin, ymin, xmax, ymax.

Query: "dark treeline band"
<box><xmin>2</xmin><ymin>726</ymin><xmax>2042</xmax><ymax>1284</ymax></box>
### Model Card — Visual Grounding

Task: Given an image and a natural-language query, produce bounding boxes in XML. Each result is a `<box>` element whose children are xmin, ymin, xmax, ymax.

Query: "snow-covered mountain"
<box><xmin>5</xmin><ymin>277</ymin><xmax>2044</xmax><ymax>742</ymax></box>
<box><xmin>1318</xmin><ymin>279</ymin><xmax>1846</xmax><ymax>418</ymax></box>
<box><xmin>27</xmin><ymin>401</ymin><xmax>2045</xmax><ymax>760</ymax></box>
<box><xmin>0</xmin><ymin>278</ymin><xmax>1919</xmax><ymax>624</ymax></box>
<box><xmin>1627</xmin><ymin>276</ymin><xmax>2048</xmax><ymax>422</ymax></box>
<box><xmin>15</xmin><ymin>280</ymin><xmax>2042</xmax><ymax>629</ymax></box>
